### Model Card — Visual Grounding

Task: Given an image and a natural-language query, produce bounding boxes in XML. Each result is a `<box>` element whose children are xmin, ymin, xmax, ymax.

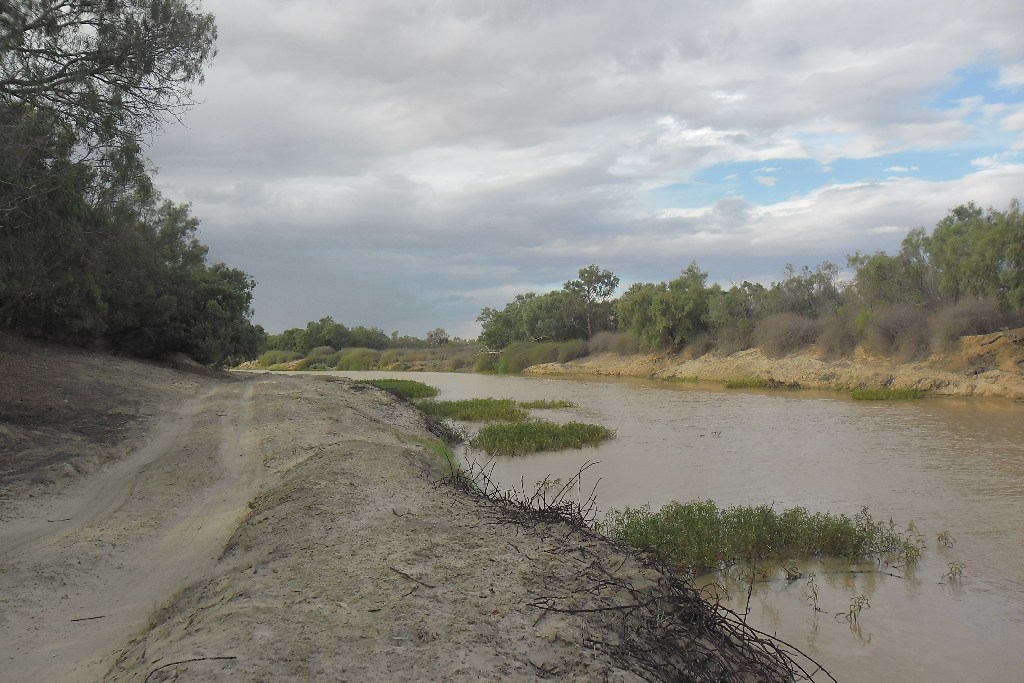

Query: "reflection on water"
<box><xmin>330</xmin><ymin>370</ymin><xmax>1024</xmax><ymax>681</ymax></box>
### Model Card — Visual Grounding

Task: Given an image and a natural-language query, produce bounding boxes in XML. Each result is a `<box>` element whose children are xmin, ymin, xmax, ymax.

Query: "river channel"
<box><xmin>331</xmin><ymin>370</ymin><xmax>1024</xmax><ymax>681</ymax></box>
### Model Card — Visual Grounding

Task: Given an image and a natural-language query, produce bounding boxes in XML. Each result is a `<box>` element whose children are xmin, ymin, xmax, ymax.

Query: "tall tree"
<box><xmin>1</xmin><ymin>0</ymin><xmax>217</xmax><ymax>151</ymax></box>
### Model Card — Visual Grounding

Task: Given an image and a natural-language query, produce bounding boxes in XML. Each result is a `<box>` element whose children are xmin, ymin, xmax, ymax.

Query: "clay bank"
<box><xmin>525</xmin><ymin>328</ymin><xmax>1024</xmax><ymax>400</ymax></box>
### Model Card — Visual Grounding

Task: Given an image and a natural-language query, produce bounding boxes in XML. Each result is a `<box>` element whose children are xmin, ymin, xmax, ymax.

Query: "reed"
<box><xmin>851</xmin><ymin>387</ymin><xmax>924</xmax><ymax>400</ymax></box>
<box><xmin>519</xmin><ymin>399</ymin><xmax>578</xmax><ymax>409</ymax></box>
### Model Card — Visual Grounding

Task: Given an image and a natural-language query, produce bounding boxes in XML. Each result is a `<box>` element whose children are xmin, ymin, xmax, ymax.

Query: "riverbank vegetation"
<box><xmin>469</xmin><ymin>421</ymin><xmax>615</xmax><ymax>456</ymax></box>
<box><xmin>598</xmin><ymin>501</ymin><xmax>923</xmax><ymax>576</ymax></box>
<box><xmin>1</xmin><ymin>2</ymin><xmax>264</xmax><ymax>366</ymax></box>
<box><xmin>354</xmin><ymin>379</ymin><xmax>438</xmax><ymax>400</ymax></box>
<box><xmin>850</xmin><ymin>387</ymin><xmax>925</xmax><ymax>400</ymax></box>
<box><xmin>474</xmin><ymin>200</ymin><xmax>1023</xmax><ymax>374</ymax></box>
<box><xmin>417</xmin><ymin>398</ymin><xmax>529</xmax><ymax>422</ymax></box>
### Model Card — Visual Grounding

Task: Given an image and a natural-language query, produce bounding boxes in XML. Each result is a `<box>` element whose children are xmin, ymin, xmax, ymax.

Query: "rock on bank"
<box><xmin>526</xmin><ymin>328</ymin><xmax>1024</xmax><ymax>400</ymax></box>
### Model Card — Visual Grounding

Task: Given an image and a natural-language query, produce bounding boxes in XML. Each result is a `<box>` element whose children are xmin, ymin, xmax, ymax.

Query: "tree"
<box><xmin>1</xmin><ymin>0</ymin><xmax>218</xmax><ymax>151</ymax></box>
<box><xmin>426</xmin><ymin>327</ymin><xmax>450</xmax><ymax>346</ymax></box>
<box><xmin>563</xmin><ymin>264</ymin><xmax>619</xmax><ymax>338</ymax></box>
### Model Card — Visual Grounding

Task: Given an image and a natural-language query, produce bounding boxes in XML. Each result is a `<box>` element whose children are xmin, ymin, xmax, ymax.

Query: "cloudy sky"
<box><xmin>148</xmin><ymin>0</ymin><xmax>1024</xmax><ymax>338</ymax></box>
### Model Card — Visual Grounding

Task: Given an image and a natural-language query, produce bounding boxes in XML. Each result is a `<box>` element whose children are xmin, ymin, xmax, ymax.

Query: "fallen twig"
<box><xmin>144</xmin><ymin>656</ymin><xmax>237</xmax><ymax>682</ymax></box>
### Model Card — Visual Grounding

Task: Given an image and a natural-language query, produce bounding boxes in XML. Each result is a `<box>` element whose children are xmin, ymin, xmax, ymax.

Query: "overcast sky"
<box><xmin>147</xmin><ymin>0</ymin><xmax>1024</xmax><ymax>338</ymax></box>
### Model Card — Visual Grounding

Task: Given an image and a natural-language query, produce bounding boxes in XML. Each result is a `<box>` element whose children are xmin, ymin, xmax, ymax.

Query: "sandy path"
<box><xmin>0</xmin><ymin>381</ymin><xmax>261</xmax><ymax>681</ymax></box>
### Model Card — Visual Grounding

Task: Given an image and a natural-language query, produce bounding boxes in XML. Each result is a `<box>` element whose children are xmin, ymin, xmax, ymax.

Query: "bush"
<box><xmin>257</xmin><ymin>350</ymin><xmax>303</xmax><ymax>367</ymax></box>
<box><xmin>714</xmin><ymin>327</ymin><xmax>753</xmax><ymax>356</ymax></box>
<box><xmin>588</xmin><ymin>331</ymin><xmax>641</xmax><ymax>355</ymax></box>
<box><xmin>683</xmin><ymin>333</ymin><xmax>716</xmax><ymax>358</ymax></box>
<box><xmin>334</xmin><ymin>347</ymin><xmax>381</xmax><ymax>370</ymax></box>
<box><xmin>355</xmin><ymin>379</ymin><xmax>438</xmax><ymax>399</ymax></box>
<box><xmin>753</xmin><ymin>313</ymin><xmax>821</xmax><ymax>358</ymax></box>
<box><xmin>929</xmin><ymin>297</ymin><xmax>1009</xmax><ymax>351</ymax></box>
<box><xmin>816</xmin><ymin>311</ymin><xmax>858</xmax><ymax>360</ymax></box>
<box><xmin>491</xmin><ymin>341</ymin><xmax>591</xmax><ymax>374</ymax></box>
<box><xmin>851</xmin><ymin>388</ymin><xmax>924</xmax><ymax>400</ymax></box>
<box><xmin>863</xmin><ymin>304</ymin><xmax>929</xmax><ymax>361</ymax></box>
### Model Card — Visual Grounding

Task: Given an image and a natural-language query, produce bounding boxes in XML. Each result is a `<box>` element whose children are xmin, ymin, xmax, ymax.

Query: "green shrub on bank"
<box><xmin>598</xmin><ymin>501</ymin><xmax>923</xmax><ymax>575</ymax></box>
<box><xmin>334</xmin><ymin>348</ymin><xmax>381</xmax><ymax>370</ymax></box>
<box><xmin>257</xmin><ymin>350</ymin><xmax>303</xmax><ymax>367</ymax></box>
<box><xmin>723</xmin><ymin>377</ymin><xmax>769</xmax><ymax>388</ymax></box>
<box><xmin>469</xmin><ymin>420</ymin><xmax>615</xmax><ymax>456</ymax></box>
<box><xmin>851</xmin><ymin>387</ymin><xmax>924</xmax><ymax>400</ymax></box>
<box><xmin>416</xmin><ymin>398</ymin><xmax>528</xmax><ymax>422</ymax></box>
<box><xmin>355</xmin><ymin>379</ymin><xmax>438</xmax><ymax>400</ymax></box>
<box><xmin>476</xmin><ymin>340</ymin><xmax>593</xmax><ymax>374</ymax></box>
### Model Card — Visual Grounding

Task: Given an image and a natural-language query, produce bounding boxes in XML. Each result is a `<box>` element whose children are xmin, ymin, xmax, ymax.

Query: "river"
<box><xmin>330</xmin><ymin>370</ymin><xmax>1024</xmax><ymax>681</ymax></box>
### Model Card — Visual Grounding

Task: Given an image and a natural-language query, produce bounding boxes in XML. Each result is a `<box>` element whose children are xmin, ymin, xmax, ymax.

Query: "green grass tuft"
<box><xmin>469</xmin><ymin>420</ymin><xmax>615</xmax><ymax>456</ymax></box>
<box><xmin>597</xmin><ymin>501</ymin><xmax>923</xmax><ymax>576</ymax></box>
<box><xmin>415</xmin><ymin>398</ymin><xmax>529</xmax><ymax>422</ymax></box>
<box><xmin>354</xmin><ymin>379</ymin><xmax>438</xmax><ymax>400</ymax></box>
<box><xmin>723</xmin><ymin>377</ymin><xmax>769</xmax><ymax>388</ymax></box>
<box><xmin>519</xmin><ymin>399</ymin><xmax>578</xmax><ymax>409</ymax></box>
<box><xmin>851</xmin><ymin>387</ymin><xmax>924</xmax><ymax>400</ymax></box>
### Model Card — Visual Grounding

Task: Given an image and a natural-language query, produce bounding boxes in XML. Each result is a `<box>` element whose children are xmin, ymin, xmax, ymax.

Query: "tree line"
<box><xmin>479</xmin><ymin>200</ymin><xmax>1024</xmax><ymax>360</ymax></box>
<box><xmin>1</xmin><ymin>1</ymin><xmax>263</xmax><ymax>365</ymax></box>
<box><xmin>264</xmin><ymin>316</ymin><xmax>460</xmax><ymax>356</ymax></box>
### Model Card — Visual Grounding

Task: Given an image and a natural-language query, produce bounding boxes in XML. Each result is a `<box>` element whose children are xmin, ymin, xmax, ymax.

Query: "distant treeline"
<box><xmin>478</xmin><ymin>200</ymin><xmax>1024</xmax><ymax>366</ymax></box>
<box><xmin>1</xmin><ymin>2</ymin><xmax>264</xmax><ymax>366</ymax></box>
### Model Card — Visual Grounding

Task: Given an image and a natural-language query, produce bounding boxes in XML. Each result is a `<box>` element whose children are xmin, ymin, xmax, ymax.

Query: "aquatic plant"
<box><xmin>598</xmin><ymin>501</ymin><xmax>924</xmax><ymax>576</ymax></box>
<box><xmin>354</xmin><ymin>379</ymin><xmax>438</xmax><ymax>399</ymax></box>
<box><xmin>519</xmin><ymin>399</ymin><xmax>578</xmax><ymax>409</ymax></box>
<box><xmin>415</xmin><ymin>398</ymin><xmax>528</xmax><ymax>422</ymax></box>
<box><xmin>469</xmin><ymin>420</ymin><xmax>615</xmax><ymax>456</ymax></box>
<box><xmin>850</xmin><ymin>387</ymin><xmax>924</xmax><ymax>400</ymax></box>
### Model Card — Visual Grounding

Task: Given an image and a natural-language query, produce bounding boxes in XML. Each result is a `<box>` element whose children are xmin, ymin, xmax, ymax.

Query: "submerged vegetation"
<box><xmin>598</xmin><ymin>501</ymin><xmax>923</xmax><ymax>576</ymax></box>
<box><xmin>469</xmin><ymin>421</ymin><xmax>615</xmax><ymax>456</ymax></box>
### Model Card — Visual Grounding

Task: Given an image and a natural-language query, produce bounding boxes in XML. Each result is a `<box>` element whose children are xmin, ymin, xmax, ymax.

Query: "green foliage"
<box><xmin>355</xmin><ymin>379</ymin><xmax>438</xmax><ymax>400</ymax></box>
<box><xmin>477</xmin><ymin>265</ymin><xmax>619</xmax><ymax>349</ymax></box>
<box><xmin>481</xmin><ymin>340</ymin><xmax>590</xmax><ymax>374</ymax></box>
<box><xmin>416</xmin><ymin>398</ymin><xmax>529</xmax><ymax>422</ymax></box>
<box><xmin>519</xmin><ymin>399</ymin><xmax>577</xmax><ymax>409</ymax></box>
<box><xmin>469</xmin><ymin>420</ymin><xmax>615</xmax><ymax>456</ymax></box>
<box><xmin>598</xmin><ymin>501</ymin><xmax>923</xmax><ymax>575</ymax></box>
<box><xmin>617</xmin><ymin>262</ymin><xmax>711</xmax><ymax>350</ymax></box>
<box><xmin>333</xmin><ymin>348</ymin><xmax>381</xmax><ymax>370</ymax></box>
<box><xmin>723</xmin><ymin>377</ymin><xmax>770</xmax><ymax>389</ymax></box>
<box><xmin>850</xmin><ymin>388</ymin><xmax>924</xmax><ymax>400</ymax></box>
<box><xmin>257</xmin><ymin>350</ymin><xmax>303</xmax><ymax>367</ymax></box>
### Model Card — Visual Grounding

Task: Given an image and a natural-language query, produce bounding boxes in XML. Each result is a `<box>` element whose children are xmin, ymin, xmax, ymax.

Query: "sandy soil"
<box><xmin>525</xmin><ymin>328</ymin><xmax>1024</xmax><ymax>399</ymax></box>
<box><xmin>1</xmin><ymin>334</ymin><xmax>795</xmax><ymax>682</ymax></box>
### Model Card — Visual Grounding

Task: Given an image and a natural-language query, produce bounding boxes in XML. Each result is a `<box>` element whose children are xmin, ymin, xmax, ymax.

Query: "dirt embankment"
<box><xmin>526</xmin><ymin>329</ymin><xmax>1024</xmax><ymax>400</ymax></box>
<box><xmin>0</xmin><ymin>334</ymin><xmax>801</xmax><ymax>681</ymax></box>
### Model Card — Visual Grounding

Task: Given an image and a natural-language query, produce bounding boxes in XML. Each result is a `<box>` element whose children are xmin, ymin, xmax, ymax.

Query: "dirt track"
<box><xmin>1</xmin><ymin>335</ymin><xmax>799</xmax><ymax>682</ymax></box>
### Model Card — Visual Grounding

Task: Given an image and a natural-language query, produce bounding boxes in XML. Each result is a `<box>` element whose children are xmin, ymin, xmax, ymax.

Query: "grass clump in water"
<box><xmin>354</xmin><ymin>379</ymin><xmax>438</xmax><ymax>400</ymax></box>
<box><xmin>851</xmin><ymin>387</ymin><xmax>924</xmax><ymax>400</ymax></box>
<box><xmin>519</xmin><ymin>399</ymin><xmax>578</xmax><ymax>409</ymax></box>
<box><xmin>723</xmin><ymin>377</ymin><xmax>769</xmax><ymax>389</ymax></box>
<box><xmin>416</xmin><ymin>398</ymin><xmax>528</xmax><ymax>422</ymax></box>
<box><xmin>469</xmin><ymin>420</ymin><xmax>615</xmax><ymax>456</ymax></box>
<box><xmin>597</xmin><ymin>501</ymin><xmax>923</xmax><ymax>576</ymax></box>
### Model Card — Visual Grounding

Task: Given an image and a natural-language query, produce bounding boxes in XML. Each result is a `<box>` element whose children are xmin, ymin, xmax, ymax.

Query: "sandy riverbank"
<box><xmin>525</xmin><ymin>328</ymin><xmax>1024</xmax><ymax>400</ymax></box>
<box><xmin>0</xmin><ymin>334</ymin><xmax>803</xmax><ymax>681</ymax></box>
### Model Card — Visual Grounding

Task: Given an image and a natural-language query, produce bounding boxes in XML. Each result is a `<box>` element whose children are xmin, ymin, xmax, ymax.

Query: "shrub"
<box><xmin>929</xmin><ymin>297</ymin><xmax>1009</xmax><ymax>351</ymax></box>
<box><xmin>683</xmin><ymin>333</ymin><xmax>716</xmax><ymax>358</ymax></box>
<box><xmin>492</xmin><ymin>341</ymin><xmax>591</xmax><ymax>374</ymax></box>
<box><xmin>714</xmin><ymin>327</ymin><xmax>753</xmax><ymax>356</ymax></box>
<box><xmin>588</xmin><ymin>331</ymin><xmax>641</xmax><ymax>355</ymax></box>
<box><xmin>334</xmin><ymin>347</ymin><xmax>381</xmax><ymax>370</ymax></box>
<box><xmin>754</xmin><ymin>313</ymin><xmax>821</xmax><ymax>358</ymax></box>
<box><xmin>257</xmin><ymin>350</ymin><xmax>303</xmax><ymax>367</ymax></box>
<box><xmin>816</xmin><ymin>311</ymin><xmax>858</xmax><ymax>360</ymax></box>
<box><xmin>863</xmin><ymin>304</ymin><xmax>929</xmax><ymax>361</ymax></box>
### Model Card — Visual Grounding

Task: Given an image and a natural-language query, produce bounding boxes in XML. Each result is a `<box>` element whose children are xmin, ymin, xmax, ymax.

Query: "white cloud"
<box><xmin>146</xmin><ymin>0</ymin><xmax>1024</xmax><ymax>334</ymax></box>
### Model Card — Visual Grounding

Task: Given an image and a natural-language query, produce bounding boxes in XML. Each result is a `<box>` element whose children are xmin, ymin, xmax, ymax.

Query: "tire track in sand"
<box><xmin>0</xmin><ymin>381</ymin><xmax>261</xmax><ymax>682</ymax></box>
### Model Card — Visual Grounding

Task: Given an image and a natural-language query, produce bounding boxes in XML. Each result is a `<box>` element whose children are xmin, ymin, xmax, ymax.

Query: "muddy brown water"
<box><xmin>332</xmin><ymin>370</ymin><xmax>1024</xmax><ymax>681</ymax></box>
